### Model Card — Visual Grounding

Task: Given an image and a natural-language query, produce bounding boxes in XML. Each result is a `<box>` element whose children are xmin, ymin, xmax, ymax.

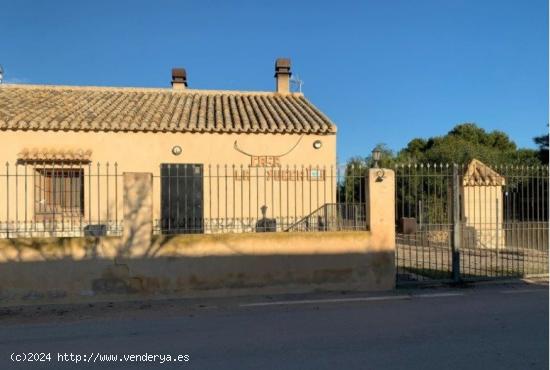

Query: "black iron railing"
<box><xmin>152</xmin><ymin>163</ymin><xmax>368</xmax><ymax>234</ymax></box>
<box><xmin>0</xmin><ymin>162</ymin><xmax>370</xmax><ymax>237</ymax></box>
<box><xmin>0</xmin><ymin>161</ymin><xmax>122</xmax><ymax>238</ymax></box>
<box><xmin>285</xmin><ymin>203</ymin><xmax>367</xmax><ymax>232</ymax></box>
<box><xmin>395</xmin><ymin>163</ymin><xmax>549</xmax><ymax>283</ymax></box>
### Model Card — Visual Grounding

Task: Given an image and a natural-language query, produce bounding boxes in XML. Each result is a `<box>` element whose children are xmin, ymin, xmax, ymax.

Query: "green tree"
<box><xmin>387</xmin><ymin>123</ymin><xmax>546</xmax><ymax>226</ymax></box>
<box><xmin>397</xmin><ymin>123</ymin><xmax>541</xmax><ymax>165</ymax></box>
<box><xmin>339</xmin><ymin>157</ymin><xmax>368</xmax><ymax>204</ymax></box>
<box><xmin>534</xmin><ymin>133</ymin><xmax>549</xmax><ymax>164</ymax></box>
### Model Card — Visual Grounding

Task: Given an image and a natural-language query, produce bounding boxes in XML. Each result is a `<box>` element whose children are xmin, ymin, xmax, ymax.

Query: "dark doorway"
<box><xmin>160</xmin><ymin>164</ymin><xmax>204</xmax><ymax>234</ymax></box>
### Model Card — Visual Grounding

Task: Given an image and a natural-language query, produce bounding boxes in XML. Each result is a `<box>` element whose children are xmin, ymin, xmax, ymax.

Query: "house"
<box><xmin>0</xmin><ymin>58</ymin><xmax>339</xmax><ymax>236</ymax></box>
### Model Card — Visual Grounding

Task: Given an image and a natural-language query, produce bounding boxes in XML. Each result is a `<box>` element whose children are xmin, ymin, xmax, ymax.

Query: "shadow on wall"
<box><xmin>0</xmin><ymin>231</ymin><xmax>395</xmax><ymax>302</ymax></box>
<box><xmin>119</xmin><ymin>172</ymin><xmax>191</xmax><ymax>259</ymax></box>
<box><xmin>0</xmin><ymin>167</ymin><xmax>396</xmax><ymax>302</ymax></box>
<box><xmin>0</xmin><ymin>251</ymin><xmax>394</xmax><ymax>300</ymax></box>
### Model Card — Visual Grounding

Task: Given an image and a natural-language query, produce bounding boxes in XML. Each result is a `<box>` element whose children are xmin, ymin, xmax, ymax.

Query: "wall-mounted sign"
<box><xmin>234</xmin><ymin>168</ymin><xmax>325</xmax><ymax>182</ymax></box>
<box><xmin>234</xmin><ymin>137</ymin><xmax>304</xmax><ymax>167</ymax></box>
<box><xmin>250</xmin><ymin>156</ymin><xmax>281</xmax><ymax>168</ymax></box>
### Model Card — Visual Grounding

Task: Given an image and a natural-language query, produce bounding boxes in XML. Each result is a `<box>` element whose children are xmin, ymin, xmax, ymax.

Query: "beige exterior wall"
<box><xmin>0</xmin><ymin>130</ymin><xmax>336</xmax><ymax>167</ymax></box>
<box><xmin>462</xmin><ymin>185</ymin><xmax>505</xmax><ymax>249</ymax></box>
<box><xmin>0</xmin><ymin>130</ymin><xmax>336</xmax><ymax>234</ymax></box>
<box><xmin>0</xmin><ymin>231</ymin><xmax>395</xmax><ymax>304</ymax></box>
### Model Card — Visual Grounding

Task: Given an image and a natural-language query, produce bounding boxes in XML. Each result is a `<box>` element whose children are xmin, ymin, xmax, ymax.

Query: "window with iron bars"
<box><xmin>34</xmin><ymin>168</ymin><xmax>84</xmax><ymax>220</ymax></box>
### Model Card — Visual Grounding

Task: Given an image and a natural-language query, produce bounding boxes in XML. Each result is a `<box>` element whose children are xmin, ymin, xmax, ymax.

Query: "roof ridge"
<box><xmin>0</xmin><ymin>83</ymin><xmax>305</xmax><ymax>97</ymax></box>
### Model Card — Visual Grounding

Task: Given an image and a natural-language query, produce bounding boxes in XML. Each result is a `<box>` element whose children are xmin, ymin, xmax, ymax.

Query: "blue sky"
<box><xmin>1</xmin><ymin>0</ymin><xmax>547</xmax><ymax>161</ymax></box>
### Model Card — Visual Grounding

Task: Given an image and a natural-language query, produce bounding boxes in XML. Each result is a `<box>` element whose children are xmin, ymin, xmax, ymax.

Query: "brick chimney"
<box><xmin>274</xmin><ymin>58</ymin><xmax>291</xmax><ymax>94</ymax></box>
<box><xmin>171</xmin><ymin>68</ymin><xmax>187</xmax><ymax>90</ymax></box>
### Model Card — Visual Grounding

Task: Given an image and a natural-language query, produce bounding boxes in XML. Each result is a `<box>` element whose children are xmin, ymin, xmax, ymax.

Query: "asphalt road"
<box><xmin>0</xmin><ymin>283</ymin><xmax>547</xmax><ymax>370</ymax></box>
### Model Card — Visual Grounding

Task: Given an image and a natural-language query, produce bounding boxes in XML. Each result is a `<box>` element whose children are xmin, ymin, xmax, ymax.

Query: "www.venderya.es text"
<box><xmin>11</xmin><ymin>352</ymin><xmax>190</xmax><ymax>364</ymax></box>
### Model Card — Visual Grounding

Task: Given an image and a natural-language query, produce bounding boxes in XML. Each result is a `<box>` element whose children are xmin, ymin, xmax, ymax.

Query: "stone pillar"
<box><xmin>122</xmin><ymin>172</ymin><xmax>153</xmax><ymax>256</ymax></box>
<box><xmin>366</xmin><ymin>168</ymin><xmax>395</xmax><ymax>249</ymax></box>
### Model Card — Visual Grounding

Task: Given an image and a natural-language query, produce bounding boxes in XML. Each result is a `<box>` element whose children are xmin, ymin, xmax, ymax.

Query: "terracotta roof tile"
<box><xmin>0</xmin><ymin>84</ymin><xmax>336</xmax><ymax>135</ymax></box>
<box><xmin>17</xmin><ymin>148</ymin><xmax>92</xmax><ymax>163</ymax></box>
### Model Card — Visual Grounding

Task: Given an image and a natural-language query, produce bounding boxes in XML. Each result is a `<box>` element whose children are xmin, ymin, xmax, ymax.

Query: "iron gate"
<box><xmin>395</xmin><ymin>162</ymin><xmax>549</xmax><ymax>284</ymax></box>
<box><xmin>160</xmin><ymin>163</ymin><xmax>204</xmax><ymax>234</ymax></box>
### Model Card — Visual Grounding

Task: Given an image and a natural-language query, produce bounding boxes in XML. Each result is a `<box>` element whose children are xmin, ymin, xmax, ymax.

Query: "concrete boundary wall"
<box><xmin>0</xmin><ymin>231</ymin><xmax>394</xmax><ymax>304</ymax></box>
<box><xmin>0</xmin><ymin>169</ymin><xmax>395</xmax><ymax>305</ymax></box>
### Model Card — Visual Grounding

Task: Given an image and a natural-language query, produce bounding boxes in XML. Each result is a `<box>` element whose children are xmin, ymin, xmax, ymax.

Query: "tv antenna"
<box><xmin>290</xmin><ymin>74</ymin><xmax>304</xmax><ymax>93</ymax></box>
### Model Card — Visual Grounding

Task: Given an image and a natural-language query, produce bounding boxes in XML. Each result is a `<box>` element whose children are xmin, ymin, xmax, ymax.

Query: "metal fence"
<box><xmin>395</xmin><ymin>163</ymin><xmax>549</xmax><ymax>283</ymax></box>
<box><xmin>151</xmin><ymin>163</ymin><xmax>368</xmax><ymax>234</ymax></box>
<box><xmin>285</xmin><ymin>203</ymin><xmax>367</xmax><ymax>232</ymax></box>
<box><xmin>0</xmin><ymin>161</ymin><xmax>122</xmax><ymax>238</ymax></box>
<box><xmin>0</xmin><ymin>162</ymin><xmax>368</xmax><ymax>238</ymax></box>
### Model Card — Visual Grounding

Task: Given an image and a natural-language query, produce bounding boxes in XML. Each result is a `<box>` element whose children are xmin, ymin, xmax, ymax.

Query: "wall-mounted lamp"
<box><xmin>372</xmin><ymin>148</ymin><xmax>381</xmax><ymax>168</ymax></box>
<box><xmin>172</xmin><ymin>145</ymin><xmax>182</xmax><ymax>156</ymax></box>
<box><xmin>313</xmin><ymin>140</ymin><xmax>322</xmax><ymax>150</ymax></box>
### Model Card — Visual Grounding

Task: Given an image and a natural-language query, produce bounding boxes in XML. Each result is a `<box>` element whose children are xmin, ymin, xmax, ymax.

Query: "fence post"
<box><xmin>365</xmin><ymin>167</ymin><xmax>395</xmax><ymax>249</ymax></box>
<box><xmin>452</xmin><ymin>164</ymin><xmax>462</xmax><ymax>282</ymax></box>
<box><xmin>122</xmin><ymin>172</ymin><xmax>153</xmax><ymax>256</ymax></box>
